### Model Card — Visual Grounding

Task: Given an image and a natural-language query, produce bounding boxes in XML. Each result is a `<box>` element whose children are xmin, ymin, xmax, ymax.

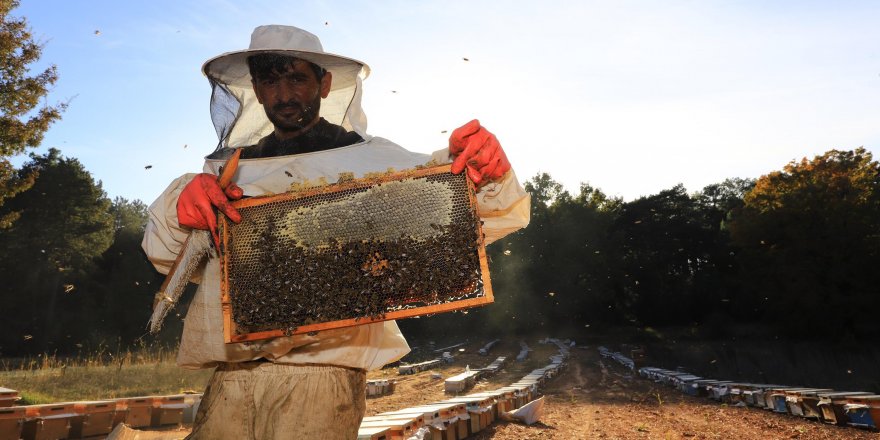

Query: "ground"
<box><xmin>365</xmin><ymin>339</ymin><xmax>880</xmax><ymax>440</ymax></box>
<box><xmin>107</xmin><ymin>338</ymin><xmax>880</xmax><ymax>439</ymax></box>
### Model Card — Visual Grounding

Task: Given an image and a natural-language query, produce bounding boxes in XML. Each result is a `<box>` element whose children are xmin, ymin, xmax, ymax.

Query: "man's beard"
<box><xmin>265</xmin><ymin>96</ymin><xmax>321</xmax><ymax>133</ymax></box>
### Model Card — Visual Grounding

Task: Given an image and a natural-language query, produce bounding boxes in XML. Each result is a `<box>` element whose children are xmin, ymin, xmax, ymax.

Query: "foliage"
<box><xmin>0</xmin><ymin>344</ymin><xmax>210</xmax><ymax>404</ymax></box>
<box><xmin>85</xmin><ymin>197</ymin><xmax>170</xmax><ymax>346</ymax></box>
<box><xmin>1</xmin><ymin>144</ymin><xmax>879</xmax><ymax>356</ymax></box>
<box><xmin>0</xmin><ymin>149</ymin><xmax>113</xmax><ymax>272</ymax></box>
<box><xmin>408</xmin><ymin>151</ymin><xmax>878</xmax><ymax>343</ymax></box>
<box><xmin>727</xmin><ymin>148</ymin><xmax>880</xmax><ymax>338</ymax></box>
<box><xmin>0</xmin><ymin>0</ymin><xmax>67</xmax><ymax>229</ymax></box>
<box><xmin>0</xmin><ymin>149</ymin><xmax>114</xmax><ymax>354</ymax></box>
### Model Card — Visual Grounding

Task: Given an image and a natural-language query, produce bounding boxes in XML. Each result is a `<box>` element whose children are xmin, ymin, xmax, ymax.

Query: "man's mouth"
<box><xmin>277</xmin><ymin>106</ymin><xmax>300</xmax><ymax>115</ymax></box>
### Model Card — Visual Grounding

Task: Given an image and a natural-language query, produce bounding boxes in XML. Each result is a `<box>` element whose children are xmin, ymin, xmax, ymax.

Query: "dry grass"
<box><xmin>0</xmin><ymin>344</ymin><xmax>211</xmax><ymax>404</ymax></box>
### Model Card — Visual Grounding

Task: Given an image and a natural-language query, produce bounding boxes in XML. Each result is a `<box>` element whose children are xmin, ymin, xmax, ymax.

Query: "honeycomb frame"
<box><xmin>218</xmin><ymin>164</ymin><xmax>493</xmax><ymax>343</ymax></box>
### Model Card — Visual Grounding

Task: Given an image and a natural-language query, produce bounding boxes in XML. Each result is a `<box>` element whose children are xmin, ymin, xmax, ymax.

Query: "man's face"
<box><xmin>252</xmin><ymin>58</ymin><xmax>332</xmax><ymax>138</ymax></box>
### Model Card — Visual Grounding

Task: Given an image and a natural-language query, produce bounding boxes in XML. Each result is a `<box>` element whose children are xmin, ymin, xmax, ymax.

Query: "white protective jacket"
<box><xmin>142</xmin><ymin>37</ymin><xmax>529</xmax><ymax>370</ymax></box>
<box><xmin>142</xmin><ymin>139</ymin><xmax>530</xmax><ymax>370</ymax></box>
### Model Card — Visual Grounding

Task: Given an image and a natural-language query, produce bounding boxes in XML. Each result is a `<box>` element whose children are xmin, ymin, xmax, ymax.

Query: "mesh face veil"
<box><xmin>202</xmin><ymin>26</ymin><xmax>371</xmax><ymax>151</ymax></box>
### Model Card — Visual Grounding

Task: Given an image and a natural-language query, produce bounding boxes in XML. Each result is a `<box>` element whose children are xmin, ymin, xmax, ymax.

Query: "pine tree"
<box><xmin>0</xmin><ymin>0</ymin><xmax>66</xmax><ymax>228</ymax></box>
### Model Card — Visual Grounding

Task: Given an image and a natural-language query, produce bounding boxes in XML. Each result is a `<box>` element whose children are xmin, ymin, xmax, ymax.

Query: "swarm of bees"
<box><xmin>224</xmin><ymin>171</ymin><xmax>484</xmax><ymax>335</ymax></box>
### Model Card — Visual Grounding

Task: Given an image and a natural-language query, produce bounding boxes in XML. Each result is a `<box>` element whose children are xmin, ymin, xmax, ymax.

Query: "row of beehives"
<box><xmin>398</xmin><ymin>349</ymin><xmax>458</xmax><ymax>375</ymax></box>
<box><xmin>597</xmin><ymin>346</ymin><xmax>635</xmax><ymax>370</ymax></box>
<box><xmin>477</xmin><ymin>339</ymin><xmax>500</xmax><ymax>356</ymax></box>
<box><xmin>639</xmin><ymin>366</ymin><xmax>880</xmax><ymax>431</ymax></box>
<box><xmin>358</xmin><ymin>339</ymin><xmax>571</xmax><ymax>440</ymax></box>
<box><xmin>398</xmin><ymin>358</ymin><xmax>446</xmax><ymax>375</ymax></box>
<box><xmin>0</xmin><ymin>393</ymin><xmax>202</xmax><ymax>440</ymax></box>
<box><xmin>444</xmin><ymin>356</ymin><xmax>508</xmax><ymax>394</ymax></box>
<box><xmin>367</xmin><ymin>379</ymin><xmax>397</xmax><ymax>398</ymax></box>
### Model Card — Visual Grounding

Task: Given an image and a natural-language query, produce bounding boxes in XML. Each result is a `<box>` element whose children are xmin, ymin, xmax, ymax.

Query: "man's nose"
<box><xmin>278</xmin><ymin>81</ymin><xmax>293</xmax><ymax>102</ymax></box>
<box><xmin>276</xmin><ymin>81</ymin><xmax>297</xmax><ymax>101</ymax></box>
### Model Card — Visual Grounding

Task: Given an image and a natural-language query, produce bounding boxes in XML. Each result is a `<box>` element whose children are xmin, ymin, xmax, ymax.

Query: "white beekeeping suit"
<box><xmin>141</xmin><ymin>25</ymin><xmax>529</xmax><ymax>439</ymax></box>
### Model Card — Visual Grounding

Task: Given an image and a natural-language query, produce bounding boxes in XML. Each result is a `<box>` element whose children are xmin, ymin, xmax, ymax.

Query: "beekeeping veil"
<box><xmin>202</xmin><ymin>25</ymin><xmax>370</xmax><ymax>150</ymax></box>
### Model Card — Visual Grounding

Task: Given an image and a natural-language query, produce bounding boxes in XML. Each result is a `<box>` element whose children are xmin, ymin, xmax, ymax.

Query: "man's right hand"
<box><xmin>177</xmin><ymin>173</ymin><xmax>243</xmax><ymax>249</ymax></box>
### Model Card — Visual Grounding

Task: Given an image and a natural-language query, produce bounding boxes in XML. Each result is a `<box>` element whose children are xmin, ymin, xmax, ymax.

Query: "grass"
<box><xmin>0</xmin><ymin>345</ymin><xmax>211</xmax><ymax>405</ymax></box>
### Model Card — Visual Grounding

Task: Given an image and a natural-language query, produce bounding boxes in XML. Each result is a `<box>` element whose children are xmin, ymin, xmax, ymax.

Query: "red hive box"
<box><xmin>0</xmin><ymin>388</ymin><xmax>19</xmax><ymax>409</ymax></box>
<box><xmin>116</xmin><ymin>396</ymin><xmax>155</xmax><ymax>428</ymax></box>
<box><xmin>21</xmin><ymin>403</ymin><xmax>77</xmax><ymax>440</ymax></box>
<box><xmin>0</xmin><ymin>406</ymin><xmax>26</xmax><ymax>440</ymax></box>
<box><xmin>70</xmin><ymin>400</ymin><xmax>117</xmax><ymax>438</ymax></box>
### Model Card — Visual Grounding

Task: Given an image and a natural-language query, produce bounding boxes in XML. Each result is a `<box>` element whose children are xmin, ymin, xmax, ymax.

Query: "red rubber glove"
<box><xmin>177</xmin><ymin>174</ymin><xmax>243</xmax><ymax>250</ymax></box>
<box><xmin>449</xmin><ymin>119</ymin><xmax>511</xmax><ymax>186</ymax></box>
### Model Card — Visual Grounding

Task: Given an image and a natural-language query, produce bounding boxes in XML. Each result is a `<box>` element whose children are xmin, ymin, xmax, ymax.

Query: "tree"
<box><xmin>85</xmin><ymin>197</ymin><xmax>172</xmax><ymax>348</ymax></box>
<box><xmin>694</xmin><ymin>177</ymin><xmax>755</xmax><ymax>220</ymax></box>
<box><xmin>727</xmin><ymin>148</ymin><xmax>880</xmax><ymax>339</ymax></box>
<box><xmin>0</xmin><ymin>149</ymin><xmax>113</xmax><ymax>354</ymax></box>
<box><xmin>475</xmin><ymin>174</ymin><xmax>624</xmax><ymax>335</ymax></box>
<box><xmin>537</xmin><ymin>182</ymin><xmax>622</xmax><ymax>330</ymax></box>
<box><xmin>0</xmin><ymin>0</ymin><xmax>66</xmax><ymax>228</ymax></box>
<box><xmin>611</xmin><ymin>184</ymin><xmax>718</xmax><ymax>326</ymax></box>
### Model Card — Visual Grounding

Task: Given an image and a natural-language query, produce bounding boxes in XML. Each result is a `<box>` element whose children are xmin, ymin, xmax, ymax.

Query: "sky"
<box><xmin>11</xmin><ymin>0</ymin><xmax>880</xmax><ymax>204</ymax></box>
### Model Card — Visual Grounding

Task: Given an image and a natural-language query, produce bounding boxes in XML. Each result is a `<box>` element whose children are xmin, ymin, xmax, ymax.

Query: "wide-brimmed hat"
<box><xmin>203</xmin><ymin>25</ymin><xmax>371</xmax><ymax>149</ymax></box>
<box><xmin>202</xmin><ymin>25</ymin><xmax>370</xmax><ymax>89</ymax></box>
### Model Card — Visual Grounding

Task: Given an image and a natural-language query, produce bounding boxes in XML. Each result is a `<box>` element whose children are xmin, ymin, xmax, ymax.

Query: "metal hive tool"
<box><xmin>219</xmin><ymin>164</ymin><xmax>492</xmax><ymax>343</ymax></box>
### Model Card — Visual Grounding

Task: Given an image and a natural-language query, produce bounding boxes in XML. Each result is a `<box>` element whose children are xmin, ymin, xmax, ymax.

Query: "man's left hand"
<box><xmin>449</xmin><ymin>119</ymin><xmax>511</xmax><ymax>186</ymax></box>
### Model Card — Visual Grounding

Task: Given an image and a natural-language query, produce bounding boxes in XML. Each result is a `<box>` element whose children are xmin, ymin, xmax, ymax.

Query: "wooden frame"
<box><xmin>219</xmin><ymin>165</ymin><xmax>493</xmax><ymax>343</ymax></box>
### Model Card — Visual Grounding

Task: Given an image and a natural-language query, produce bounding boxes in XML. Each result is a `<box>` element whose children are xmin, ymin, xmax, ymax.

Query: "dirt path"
<box><xmin>367</xmin><ymin>341</ymin><xmax>880</xmax><ymax>440</ymax></box>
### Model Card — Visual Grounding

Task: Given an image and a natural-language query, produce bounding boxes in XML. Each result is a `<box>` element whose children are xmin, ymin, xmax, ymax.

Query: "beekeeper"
<box><xmin>142</xmin><ymin>25</ymin><xmax>530</xmax><ymax>439</ymax></box>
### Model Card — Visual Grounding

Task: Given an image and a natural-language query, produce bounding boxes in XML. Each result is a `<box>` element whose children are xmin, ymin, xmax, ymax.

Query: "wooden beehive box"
<box><xmin>817</xmin><ymin>391</ymin><xmax>874</xmax><ymax>425</ymax></box>
<box><xmin>356</xmin><ymin>425</ymin><xmax>389</xmax><ymax>440</ymax></box>
<box><xmin>380</xmin><ymin>408</ymin><xmax>443</xmax><ymax>427</ymax></box>
<box><xmin>783</xmin><ymin>388</ymin><xmax>832</xmax><ymax>418</ymax></box>
<box><xmin>486</xmin><ymin>389</ymin><xmax>517</xmax><ymax>413</ymax></box>
<box><xmin>437</xmin><ymin>395</ymin><xmax>496</xmax><ymax>434</ymax></box>
<box><xmin>116</xmin><ymin>396</ymin><xmax>155</xmax><ymax>428</ymax></box>
<box><xmin>151</xmin><ymin>394</ymin><xmax>187</xmax><ymax>426</ymax></box>
<box><xmin>21</xmin><ymin>403</ymin><xmax>77</xmax><ymax>440</ymax></box>
<box><xmin>444</xmin><ymin>370</ymin><xmax>480</xmax><ymax>394</ymax></box>
<box><xmin>362</xmin><ymin>413</ymin><xmax>424</xmax><ymax>430</ymax></box>
<box><xmin>358</xmin><ymin>418</ymin><xmax>416</xmax><ymax>440</ymax></box>
<box><xmin>755</xmin><ymin>385</ymin><xmax>789</xmax><ymax>410</ymax></box>
<box><xmin>0</xmin><ymin>406</ymin><xmax>26</xmax><ymax>440</ymax></box>
<box><xmin>467</xmin><ymin>391</ymin><xmax>508</xmax><ymax>421</ymax></box>
<box><xmin>841</xmin><ymin>394</ymin><xmax>880</xmax><ymax>430</ymax></box>
<box><xmin>70</xmin><ymin>400</ymin><xmax>117</xmax><ymax>438</ymax></box>
<box><xmin>385</xmin><ymin>403</ymin><xmax>464</xmax><ymax>440</ymax></box>
<box><xmin>182</xmin><ymin>393</ymin><xmax>203</xmax><ymax>425</ymax></box>
<box><xmin>0</xmin><ymin>388</ymin><xmax>18</xmax><ymax>408</ymax></box>
<box><xmin>220</xmin><ymin>165</ymin><xmax>492</xmax><ymax>343</ymax></box>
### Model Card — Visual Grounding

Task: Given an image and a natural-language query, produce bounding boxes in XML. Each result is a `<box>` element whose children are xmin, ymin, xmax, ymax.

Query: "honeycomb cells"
<box><xmin>223</xmin><ymin>170</ymin><xmax>484</xmax><ymax>335</ymax></box>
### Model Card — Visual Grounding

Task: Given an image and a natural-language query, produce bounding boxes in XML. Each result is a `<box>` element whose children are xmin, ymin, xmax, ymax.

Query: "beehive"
<box><xmin>70</xmin><ymin>401</ymin><xmax>116</xmax><ymax>438</ymax></box>
<box><xmin>0</xmin><ymin>388</ymin><xmax>18</xmax><ymax>408</ymax></box>
<box><xmin>817</xmin><ymin>391</ymin><xmax>874</xmax><ymax>425</ymax></box>
<box><xmin>219</xmin><ymin>165</ymin><xmax>492</xmax><ymax>342</ymax></box>
<box><xmin>117</xmin><ymin>396</ymin><xmax>155</xmax><ymax>428</ymax></box>
<box><xmin>151</xmin><ymin>394</ymin><xmax>187</xmax><ymax>427</ymax></box>
<box><xmin>358</xmin><ymin>418</ymin><xmax>416</xmax><ymax>439</ymax></box>
<box><xmin>383</xmin><ymin>403</ymin><xmax>462</xmax><ymax>440</ymax></box>
<box><xmin>357</xmin><ymin>426</ymin><xmax>389</xmax><ymax>440</ymax></box>
<box><xmin>438</xmin><ymin>395</ymin><xmax>496</xmax><ymax>434</ymax></box>
<box><xmin>444</xmin><ymin>370</ymin><xmax>480</xmax><ymax>394</ymax></box>
<box><xmin>21</xmin><ymin>403</ymin><xmax>77</xmax><ymax>440</ymax></box>
<box><xmin>0</xmin><ymin>406</ymin><xmax>25</xmax><ymax>440</ymax></box>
